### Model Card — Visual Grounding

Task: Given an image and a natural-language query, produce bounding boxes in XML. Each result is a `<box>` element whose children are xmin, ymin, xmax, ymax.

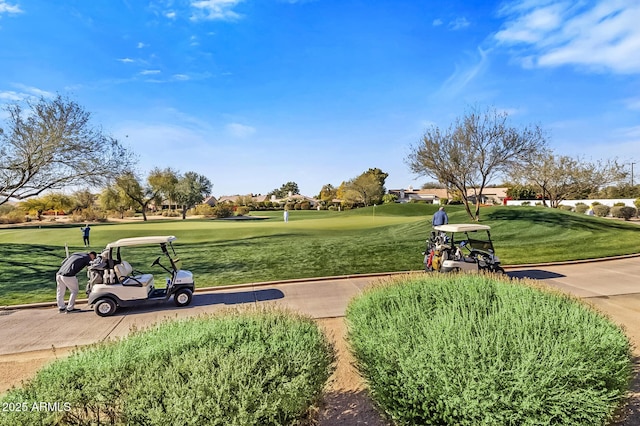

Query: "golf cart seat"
<box><xmin>114</xmin><ymin>261</ymin><xmax>154</xmax><ymax>287</ymax></box>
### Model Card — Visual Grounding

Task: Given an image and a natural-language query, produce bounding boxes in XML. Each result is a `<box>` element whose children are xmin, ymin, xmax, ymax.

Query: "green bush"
<box><xmin>236</xmin><ymin>206</ymin><xmax>250</xmax><ymax>216</ymax></box>
<box><xmin>611</xmin><ymin>206</ymin><xmax>637</xmax><ymax>220</ymax></box>
<box><xmin>0</xmin><ymin>209</ymin><xmax>26</xmax><ymax>224</ymax></box>
<box><xmin>558</xmin><ymin>205</ymin><xmax>573</xmax><ymax>211</ymax></box>
<box><xmin>383</xmin><ymin>194</ymin><xmax>398</xmax><ymax>204</ymax></box>
<box><xmin>0</xmin><ymin>309</ymin><xmax>335</xmax><ymax>426</ymax></box>
<box><xmin>192</xmin><ymin>204</ymin><xmax>215</xmax><ymax>217</ymax></box>
<box><xmin>593</xmin><ymin>204</ymin><xmax>610</xmax><ymax>217</ymax></box>
<box><xmin>634</xmin><ymin>198</ymin><xmax>640</xmax><ymax>211</ymax></box>
<box><xmin>575</xmin><ymin>203</ymin><xmax>589</xmax><ymax>214</ymax></box>
<box><xmin>346</xmin><ymin>275</ymin><xmax>632</xmax><ymax>426</ymax></box>
<box><xmin>613</xmin><ymin>202</ymin><xmax>626</xmax><ymax>207</ymax></box>
<box><xmin>71</xmin><ymin>208</ymin><xmax>107</xmax><ymax>222</ymax></box>
<box><xmin>520</xmin><ymin>201</ymin><xmax>531</xmax><ymax>206</ymax></box>
<box><xmin>212</xmin><ymin>203</ymin><xmax>234</xmax><ymax>218</ymax></box>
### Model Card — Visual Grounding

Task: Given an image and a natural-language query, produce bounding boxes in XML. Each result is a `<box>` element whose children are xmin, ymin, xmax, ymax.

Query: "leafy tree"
<box><xmin>152</xmin><ymin>167</ymin><xmax>179</xmax><ymax>211</ymax></box>
<box><xmin>44</xmin><ymin>193</ymin><xmax>75</xmax><ymax>215</ymax></box>
<box><xmin>268</xmin><ymin>181</ymin><xmax>300</xmax><ymax>199</ymax></box>
<box><xmin>510</xmin><ymin>152</ymin><xmax>625</xmax><ymax>208</ymax></box>
<box><xmin>0</xmin><ymin>95</ymin><xmax>135</xmax><ymax>206</ymax></box>
<box><xmin>174</xmin><ymin>172</ymin><xmax>212</xmax><ymax>219</ymax></box>
<box><xmin>19</xmin><ymin>197</ymin><xmax>52</xmax><ymax>220</ymax></box>
<box><xmin>342</xmin><ymin>172</ymin><xmax>385</xmax><ymax>206</ymax></box>
<box><xmin>364</xmin><ymin>168</ymin><xmax>389</xmax><ymax>193</ymax></box>
<box><xmin>72</xmin><ymin>189</ymin><xmax>97</xmax><ymax>212</ymax></box>
<box><xmin>318</xmin><ymin>184</ymin><xmax>338</xmax><ymax>204</ymax></box>
<box><xmin>421</xmin><ymin>182</ymin><xmax>446</xmax><ymax>189</ymax></box>
<box><xmin>407</xmin><ymin>106</ymin><xmax>546</xmax><ymax>221</ymax></box>
<box><xmin>114</xmin><ymin>168</ymin><xmax>176</xmax><ymax>221</ymax></box>
<box><xmin>506</xmin><ymin>184</ymin><xmax>538</xmax><ymax>200</ymax></box>
<box><xmin>99</xmin><ymin>185</ymin><xmax>135</xmax><ymax>219</ymax></box>
<box><xmin>382</xmin><ymin>193</ymin><xmax>398</xmax><ymax>204</ymax></box>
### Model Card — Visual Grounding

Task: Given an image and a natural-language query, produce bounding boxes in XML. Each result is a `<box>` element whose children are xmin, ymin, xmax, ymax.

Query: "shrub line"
<box><xmin>3</xmin><ymin>252</ymin><xmax>640</xmax><ymax>311</ymax></box>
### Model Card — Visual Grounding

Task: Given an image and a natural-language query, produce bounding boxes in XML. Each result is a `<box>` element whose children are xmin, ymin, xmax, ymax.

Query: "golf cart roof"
<box><xmin>106</xmin><ymin>236</ymin><xmax>177</xmax><ymax>248</ymax></box>
<box><xmin>434</xmin><ymin>224</ymin><xmax>491</xmax><ymax>233</ymax></box>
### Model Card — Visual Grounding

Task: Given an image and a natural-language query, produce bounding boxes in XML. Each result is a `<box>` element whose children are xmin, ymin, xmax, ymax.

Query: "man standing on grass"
<box><xmin>56</xmin><ymin>251</ymin><xmax>96</xmax><ymax>313</ymax></box>
<box><xmin>432</xmin><ymin>206</ymin><xmax>448</xmax><ymax>227</ymax></box>
<box><xmin>81</xmin><ymin>224</ymin><xmax>91</xmax><ymax>247</ymax></box>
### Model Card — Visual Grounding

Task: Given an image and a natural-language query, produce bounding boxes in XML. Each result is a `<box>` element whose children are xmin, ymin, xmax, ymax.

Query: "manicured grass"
<box><xmin>346</xmin><ymin>274</ymin><xmax>632</xmax><ymax>425</ymax></box>
<box><xmin>1</xmin><ymin>205</ymin><xmax>639</xmax><ymax>305</ymax></box>
<box><xmin>0</xmin><ymin>309</ymin><xmax>335</xmax><ymax>425</ymax></box>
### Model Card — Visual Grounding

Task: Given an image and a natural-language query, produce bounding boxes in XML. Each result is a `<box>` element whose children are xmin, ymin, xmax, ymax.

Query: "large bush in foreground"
<box><xmin>0</xmin><ymin>309</ymin><xmax>335</xmax><ymax>426</ymax></box>
<box><xmin>346</xmin><ymin>275</ymin><xmax>632</xmax><ymax>425</ymax></box>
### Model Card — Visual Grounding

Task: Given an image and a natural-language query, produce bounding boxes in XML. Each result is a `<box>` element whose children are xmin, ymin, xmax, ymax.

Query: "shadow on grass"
<box><xmin>0</xmin><ymin>244</ymin><xmax>65</xmax><ymax>300</ymax></box>
<box><xmin>110</xmin><ymin>288</ymin><xmax>285</xmax><ymax>317</ymax></box>
<box><xmin>507</xmin><ymin>269</ymin><xmax>566</xmax><ymax>280</ymax></box>
<box><xmin>318</xmin><ymin>389</ymin><xmax>390</xmax><ymax>426</ymax></box>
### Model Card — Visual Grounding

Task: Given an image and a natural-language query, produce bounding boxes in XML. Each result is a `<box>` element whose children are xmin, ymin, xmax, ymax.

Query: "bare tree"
<box><xmin>407</xmin><ymin>107</ymin><xmax>547</xmax><ymax>221</ymax></box>
<box><xmin>510</xmin><ymin>152</ymin><xmax>626</xmax><ymax>207</ymax></box>
<box><xmin>0</xmin><ymin>95</ymin><xmax>135</xmax><ymax>205</ymax></box>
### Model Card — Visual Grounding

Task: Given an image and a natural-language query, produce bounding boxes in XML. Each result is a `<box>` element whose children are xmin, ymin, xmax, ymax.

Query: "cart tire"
<box><xmin>495</xmin><ymin>267</ymin><xmax>506</xmax><ymax>274</ymax></box>
<box><xmin>94</xmin><ymin>298</ymin><xmax>117</xmax><ymax>317</ymax></box>
<box><xmin>174</xmin><ymin>288</ymin><xmax>193</xmax><ymax>307</ymax></box>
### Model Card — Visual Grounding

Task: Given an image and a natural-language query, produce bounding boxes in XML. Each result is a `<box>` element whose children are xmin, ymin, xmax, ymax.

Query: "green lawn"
<box><xmin>1</xmin><ymin>204</ymin><xmax>639</xmax><ymax>305</ymax></box>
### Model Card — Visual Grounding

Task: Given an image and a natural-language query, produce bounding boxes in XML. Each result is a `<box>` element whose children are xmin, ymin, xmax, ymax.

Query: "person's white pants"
<box><xmin>56</xmin><ymin>274</ymin><xmax>79</xmax><ymax>310</ymax></box>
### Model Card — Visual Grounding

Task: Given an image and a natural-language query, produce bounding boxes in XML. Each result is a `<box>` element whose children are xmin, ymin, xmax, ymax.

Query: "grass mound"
<box><xmin>0</xmin><ymin>309</ymin><xmax>335</xmax><ymax>426</ymax></box>
<box><xmin>346</xmin><ymin>275</ymin><xmax>632</xmax><ymax>425</ymax></box>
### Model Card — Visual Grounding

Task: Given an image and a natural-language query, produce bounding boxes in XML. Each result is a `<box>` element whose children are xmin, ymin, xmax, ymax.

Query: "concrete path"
<box><xmin>1</xmin><ymin>256</ymin><xmax>639</xmax><ymax>356</ymax></box>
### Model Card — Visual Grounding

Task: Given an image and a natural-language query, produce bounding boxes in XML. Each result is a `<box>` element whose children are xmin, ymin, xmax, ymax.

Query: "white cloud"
<box><xmin>625</xmin><ymin>97</ymin><xmax>640</xmax><ymax>111</ymax></box>
<box><xmin>432</xmin><ymin>18</ymin><xmax>443</xmax><ymax>27</ymax></box>
<box><xmin>438</xmin><ymin>47</ymin><xmax>490</xmax><ymax>97</ymax></box>
<box><xmin>165</xmin><ymin>11</ymin><xmax>176</xmax><ymax>19</ymax></box>
<box><xmin>118</xmin><ymin>58</ymin><xmax>135</xmax><ymax>63</ymax></box>
<box><xmin>0</xmin><ymin>90</ymin><xmax>23</xmax><ymax>101</ymax></box>
<box><xmin>494</xmin><ymin>0</ymin><xmax>640</xmax><ymax>74</ymax></box>
<box><xmin>449</xmin><ymin>17</ymin><xmax>470</xmax><ymax>30</ymax></box>
<box><xmin>226</xmin><ymin>122</ymin><xmax>256</xmax><ymax>138</ymax></box>
<box><xmin>140</xmin><ymin>70</ymin><xmax>161</xmax><ymax>75</ymax></box>
<box><xmin>137</xmin><ymin>42</ymin><xmax>147</xmax><ymax>49</ymax></box>
<box><xmin>173</xmin><ymin>74</ymin><xmax>190</xmax><ymax>81</ymax></box>
<box><xmin>0</xmin><ymin>1</ymin><xmax>22</xmax><ymax>15</ymax></box>
<box><xmin>190</xmin><ymin>0</ymin><xmax>243</xmax><ymax>21</ymax></box>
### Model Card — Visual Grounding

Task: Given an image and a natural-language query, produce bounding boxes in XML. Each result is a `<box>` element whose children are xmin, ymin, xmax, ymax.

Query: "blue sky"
<box><xmin>1</xmin><ymin>0</ymin><xmax>638</xmax><ymax>197</ymax></box>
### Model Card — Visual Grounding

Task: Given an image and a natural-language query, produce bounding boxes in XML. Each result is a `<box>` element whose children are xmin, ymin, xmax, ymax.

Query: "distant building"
<box><xmin>388</xmin><ymin>186</ymin><xmax>509</xmax><ymax>205</ymax></box>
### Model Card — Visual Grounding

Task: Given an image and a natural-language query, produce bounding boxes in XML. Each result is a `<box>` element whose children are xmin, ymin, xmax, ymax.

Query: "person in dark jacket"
<box><xmin>432</xmin><ymin>206</ymin><xmax>449</xmax><ymax>226</ymax></box>
<box><xmin>56</xmin><ymin>251</ymin><xmax>96</xmax><ymax>313</ymax></box>
<box><xmin>81</xmin><ymin>224</ymin><xmax>91</xmax><ymax>247</ymax></box>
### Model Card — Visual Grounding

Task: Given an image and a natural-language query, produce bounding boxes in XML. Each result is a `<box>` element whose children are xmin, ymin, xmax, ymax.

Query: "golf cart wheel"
<box><xmin>494</xmin><ymin>267</ymin><xmax>506</xmax><ymax>274</ymax></box>
<box><xmin>174</xmin><ymin>288</ymin><xmax>193</xmax><ymax>307</ymax></box>
<box><xmin>94</xmin><ymin>298</ymin><xmax>117</xmax><ymax>317</ymax></box>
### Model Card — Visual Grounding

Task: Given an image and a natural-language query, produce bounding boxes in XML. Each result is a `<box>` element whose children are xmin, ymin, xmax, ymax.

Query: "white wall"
<box><xmin>506</xmin><ymin>199</ymin><xmax>637</xmax><ymax>207</ymax></box>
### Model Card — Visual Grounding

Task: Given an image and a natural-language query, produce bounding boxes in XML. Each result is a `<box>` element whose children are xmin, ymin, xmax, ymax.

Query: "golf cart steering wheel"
<box><xmin>151</xmin><ymin>256</ymin><xmax>161</xmax><ymax>268</ymax></box>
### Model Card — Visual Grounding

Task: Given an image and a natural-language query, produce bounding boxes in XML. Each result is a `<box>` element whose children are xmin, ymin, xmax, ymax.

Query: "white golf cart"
<box><xmin>423</xmin><ymin>224</ymin><xmax>504</xmax><ymax>274</ymax></box>
<box><xmin>86</xmin><ymin>236</ymin><xmax>195</xmax><ymax>316</ymax></box>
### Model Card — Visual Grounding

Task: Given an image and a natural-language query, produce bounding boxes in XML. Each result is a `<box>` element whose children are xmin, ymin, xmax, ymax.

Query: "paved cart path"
<box><xmin>1</xmin><ymin>257</ymin><xmax>639</xmax><ymax>355</ymax></box>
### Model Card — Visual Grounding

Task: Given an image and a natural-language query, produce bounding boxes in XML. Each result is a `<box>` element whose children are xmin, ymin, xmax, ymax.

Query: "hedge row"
<box><xmin>0</xmin><ymin>309</ymin><xmax>335</xmax><ymax>426</ymax></box>
<box><xmin>346</xmin><ymin>275</ymin><xmax>632</xmax><ymax>425</ymax></box>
